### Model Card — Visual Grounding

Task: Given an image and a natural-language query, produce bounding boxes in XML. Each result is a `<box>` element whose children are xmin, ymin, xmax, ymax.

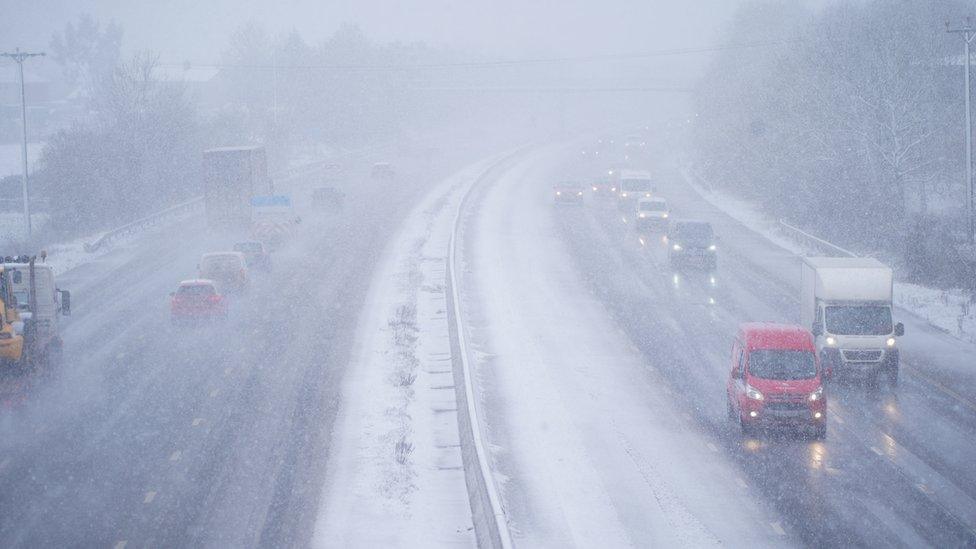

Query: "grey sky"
<box><xmin>1</xmin><ymin>1</ymin><xmax>790</xmax><ymax>78</ymax></box>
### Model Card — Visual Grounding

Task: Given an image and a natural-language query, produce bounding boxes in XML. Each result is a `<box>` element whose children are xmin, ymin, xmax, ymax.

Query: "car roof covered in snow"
<box><xmin>179</xmin><ymin>279</ymin><xmax>218</xmax><ymax>287</ymax></box>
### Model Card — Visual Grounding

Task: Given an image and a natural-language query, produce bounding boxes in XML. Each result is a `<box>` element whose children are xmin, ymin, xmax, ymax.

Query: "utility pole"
<box><xmin>1</xmin><ymin>48</ymin><xmax>45</xmax><ymax>242</ymax></box>
<box><xmin>948</xmin><ymin>19</ymin><xmax>976</xmax><ymax>243</ymax></box>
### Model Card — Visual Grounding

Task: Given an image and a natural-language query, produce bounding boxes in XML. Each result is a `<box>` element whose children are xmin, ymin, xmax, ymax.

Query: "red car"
<box><xmin>170</xmin><ymin>279</ymin><xmax>228</xmax><ymax>324</ymax></box>
<box><xmin>727</xmin><ymin>323</ymin><xmax>827</xmax><ymax>438</ymax></box>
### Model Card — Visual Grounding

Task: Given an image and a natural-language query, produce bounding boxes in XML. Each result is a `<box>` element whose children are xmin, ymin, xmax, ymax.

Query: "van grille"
<box><xmin>842</xmin><ymin>349</ymin><xmax>883</xmax><ymax>362</ymax></box>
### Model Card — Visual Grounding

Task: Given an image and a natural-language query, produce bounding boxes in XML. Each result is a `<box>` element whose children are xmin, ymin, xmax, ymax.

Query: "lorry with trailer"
<box><xmin>801</xmin><ymin>257</ymin><xmax>904</xmax><ymax>386</ymax></box>
<box><xmin>203</xmin><ymin>146</ymin><xmax>272</xmax><ymax>230</ymax></box>
<box><xmin>0</xmin><ymin>256</ymin><xmax>70</xmax><ymax>372</ymax></box>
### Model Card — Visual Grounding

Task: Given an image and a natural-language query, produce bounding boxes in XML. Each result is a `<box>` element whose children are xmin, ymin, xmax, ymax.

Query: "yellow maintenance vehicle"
<box><xmin>0</xmin><ymin>254</ymin><xmax>70</xmax><ymax>372</ymax></box>
<box><xmin>0</xmin><ymin>264</ymin><xmax>25</xmax><ymax>369</ymax></box>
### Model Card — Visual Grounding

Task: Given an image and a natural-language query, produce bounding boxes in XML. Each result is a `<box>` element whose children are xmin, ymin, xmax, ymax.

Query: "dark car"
<box><xmin>668</xmin><ymin>220</ymin><xmax>717</xmax><ymax>269</ymax></box>
<box><xmin>553</xmin><ymin>181</ymin><xmax>585</xmax><ymax>205</ymax></box>
<box><xmin>233</xmin><ymin>241</ymin><xmax>272</xmax><ymax>272</ymax></box>
<box><xmin>312</xmin><ymin>186</ymin><xmax>345</xmax><ymax>209</ymax></box>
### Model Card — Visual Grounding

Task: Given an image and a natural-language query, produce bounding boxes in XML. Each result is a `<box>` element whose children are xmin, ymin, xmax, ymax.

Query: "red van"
<box><xmin>727</xmin><ymin>323</ymin><xmax>827</xmax><ymax>438</ymax></box>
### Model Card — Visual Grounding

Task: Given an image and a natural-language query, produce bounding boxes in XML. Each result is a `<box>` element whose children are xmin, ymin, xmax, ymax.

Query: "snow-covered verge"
<box><xmin>312</xmin><ymin>157</ymin><xmax>506</xmax><ymax>548</ymax></box>
<box><xmin>682</xmin><ymin>169</ymin><xmax>976</xmax><ymax>344</ymax></box>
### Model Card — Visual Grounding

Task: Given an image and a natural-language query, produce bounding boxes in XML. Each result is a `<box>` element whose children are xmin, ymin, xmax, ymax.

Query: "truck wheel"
<box><xmin>727</xmin><ymin>399</ymin><xmax>736</xmax><ymax>421</ymax></box>
<box><xmin>740</xmin><ymin>417</ymin><xmax>757</xmax><ymax>437</ymax></box>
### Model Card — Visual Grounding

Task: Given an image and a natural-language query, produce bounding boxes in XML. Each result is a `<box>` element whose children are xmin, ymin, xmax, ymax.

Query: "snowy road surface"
<box><xmin>2</xmin><ymin>137</ymin><xmax>976</xmax><ymax>548</ymax></box>
<box><xmin>457</xmin><ymin>146</ymin><xmax>788</xmax><ymax>547</ymax></box>
<box><xmin>0</xmin><ymin>138</ymin><xmax>496</xmax><ymax>548</ymax></box>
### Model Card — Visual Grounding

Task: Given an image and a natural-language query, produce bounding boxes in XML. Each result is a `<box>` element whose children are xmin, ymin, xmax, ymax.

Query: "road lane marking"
<box><xmin>917</xmin><ymin>483</ymin><xmax>932</xmax><ymax>494</ymax></box>
<box><xmin>770</xmin><ymin>522</ymin><xmax>786</xmax><ymax>536</ymax></box>
<box><xmin>209</xmin><ymin>388</ymin><xmax>220</xmax><ymax>398</ymax></box>
<box><xmin>143</xmin><ymin>491</ymin><xmax>157</xmax><ymax>504</ymax></box>
<box><xmin>638</xmin><ymin>237</ymin><xmax>646</xmax><ymax>247</ymax></box>
<box><xmin>907</xmin><ymin>367</ymin><xmax>976</xmax><ymax>414</ymax></box>
<box><xmin>192</xmin><ymin>418</ymin><xmax>204</xmax><ymax>427</ymax></box>
<box><xmin>736</xmin><ymin>477</ymin><xmax>748</xmax><ymax>488</ymax></box>
<box><xmin>870</xmin><ymin>446</ymin><xmax>884</xmax><ymax>456</ymax></box>
<box><xmin>169</xmin><ymin>450</ymin><xmax>183</xmax><ymax>462</ymax></box>
<box><xmin>831</xmin><ymin>414</ymin><xmax>844</xmax><ymax>425</ymax></box>
<box><xmin>706</xmin><ymin>442</ymin><xmax>719</xmax><ymax>453</ymax></box>
<box><xmin>113</xmin><ymin>541</ymin><xmax>127</xmax><ymax>549</ymax></box>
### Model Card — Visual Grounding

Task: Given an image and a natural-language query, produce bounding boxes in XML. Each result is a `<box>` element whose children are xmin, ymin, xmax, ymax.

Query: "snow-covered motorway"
<box><xmin>3</xmin><ymin>136</ymin><xmax>976</xmax><ymax>548</ymax></box>
<box><xmin>452</xmin><ymin>142</ymin><xmax>976</xmax><ymax>547</ymax></box>
<box><xmin>0</xmin><ymin>137</ymin><xmax>501</xmax><ymax>548</ymax></box>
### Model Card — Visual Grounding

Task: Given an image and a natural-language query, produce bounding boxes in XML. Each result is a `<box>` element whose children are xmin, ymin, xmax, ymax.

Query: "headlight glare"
<box><xmin>746</xmin><ymin>385</ymin><xmax>764</xmax><ymax>401</ymax></box>
<box><xmin>809</xmin><ymin>386</ymin><xmax>823</xmax><ymax>402</ymax></box>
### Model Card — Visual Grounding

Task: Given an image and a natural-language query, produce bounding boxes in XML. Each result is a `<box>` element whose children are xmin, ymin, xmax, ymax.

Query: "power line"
<box><xmin>159</xmin><ymin>39</ymin><xmax>793</xmax><ymax>72</ymax></box>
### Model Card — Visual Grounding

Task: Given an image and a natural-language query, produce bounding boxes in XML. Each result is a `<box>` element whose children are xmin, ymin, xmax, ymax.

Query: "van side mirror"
<box><xmin>812</xmin><ymin>323</ymin><xmax>823</xmax><ymax>337</ymax></box>
<box><xmin>894</xmin><ymin>322</ymin><xmax>905</xmax><ymax>337</ymax></box>
<box><xmin>60</xmin><ymin>290</ymin><xmax>71</xmax><ymax>316</ymax></box>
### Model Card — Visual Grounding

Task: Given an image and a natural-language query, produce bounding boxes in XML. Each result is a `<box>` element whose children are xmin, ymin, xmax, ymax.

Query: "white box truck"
<box><xmin>801</xmin><ymin>257</ymin><xmax>904</xmax><ymax>386</ymax></box>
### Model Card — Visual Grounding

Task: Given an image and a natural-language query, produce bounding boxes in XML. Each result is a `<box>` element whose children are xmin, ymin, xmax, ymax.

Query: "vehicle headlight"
<box><xmin>577</xmin><ymin>191</ymin><xmax>583</xmax><ymax>196</ymax></box>
<box><xmin>662</xmin><ymin>213</ymin><xmax>668</xmax><ymax>218</ymax></box>
<box><xmin>672</xmin><ymin>243</ymin><xmax>682</xmax><ymax>251</ymax></box>
<box><xmin>621</xmin><ymin>192</ymin><xmax>628</xmax><ymax>197</ymax></box>
<box><xmin>639</xmin><ymin>213</ymin><xmax>647</xmax><ymax>218</ymax></box>
<box><xmin>825</xmin><ymin>336</ymin><xmax>836</xmax><ymax>346</ymax></box>
<box><xmin>886</xmin><ymin>337</ymin><xmax>896</xmax><ymax>347</ymax></box>
<box><xmin>708</xmin><ymin>244</ymin><xmax>717</xmax><ymax>251</ymax></box>
<box><xmin>592</xmin><ymin>186</ymin><xmax>598</xmax><ymax>191</ymax></box>
<box><xmin>746</xmin><ymin>385</ymin><xmax>764</xmax><ymax>401</ymax></box>
<box><xmin>809</xmin><ymin>386</ymin><xmax>823</xmax><ymax>402</ymax></box>
<box><xmin>645</xmin><ymin>193</ymin><xmax>651</xmax><ymax>197</ymax></box>
<box><xmin>556</xmin><ymin>191</ymin><xmax>561</xmax><ymax>196</ymax></box>
<box><xmin>611</xmin><ymin>187</ymin><xmax>617</xmax><ymax>192</ymax></box>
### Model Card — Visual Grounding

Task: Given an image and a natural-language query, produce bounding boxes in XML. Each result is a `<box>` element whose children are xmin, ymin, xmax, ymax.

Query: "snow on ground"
<box><xmin>312</xmin><ymin>157</ymin><xmax>508</xmax><ymax>548</ymax></box>
<box><xmin>0</xmin><ymin>143</ymin><xmax>42</xmax><ymax>177</ymax></box>
<box><xmin>459</xmin><ymin>147</ymin><xmax>787</xmax><ymax>547</ymax></box>
<box><xmin>682</xmin><ymin>169</ymin><xmax>976</xmax><ymax>344</ymax></box>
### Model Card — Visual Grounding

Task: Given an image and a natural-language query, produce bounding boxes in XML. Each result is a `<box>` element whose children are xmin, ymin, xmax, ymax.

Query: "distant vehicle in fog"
<box><xmin>667</xmin><ymin>220</ymin><xmax>717</xmax><ymax>269</ymax></box>
<box><xmin>170</xmin><ymin>279</ymin><xmax>228</xmax><ymax>324</ymax></box>
<box><xmin>312</xmin><ymin>186</ymin><xmax>345</xmax><ymax>209</ymax></box>
<box><xmin>635</xmin><ymin>197</ymin><xmax>669</xmax><ymax>230</ymax></box>
<box><xmin>233</xmin><ymin>241</ymin><xmax>272</xmax><ymax>272</ymax></box>
<box><xmin>198</xmin><ymin>252</ymin><xmax>249</xmax><ymax>294</ymax></box>
<box><xmin>616</xmin><ymin>170</ymin><xmax>653</xmax><ymax>203</ymax></box>
<box><xmin>801</xmin><ymin>257</ymin><xmax>904</xmax><ymax>387</ymax></box>
<box><xmin>203</xmin><ymin>146</ymin><xmax>271</xmax><ymax>230</ymax></box>
<box><xmin>553</xmin><ymin>181</ymin><xmax>585</xmax><ymax>205</ymax></box>
<box><xmin>727</xmin><ymin>322</ymin><xmax>827</xmax><ymax>439</ymax></box>
<box><xmin>371</xmin><ymin>162</ymin><xmax>395</xmax><ymax>179</ymax></box>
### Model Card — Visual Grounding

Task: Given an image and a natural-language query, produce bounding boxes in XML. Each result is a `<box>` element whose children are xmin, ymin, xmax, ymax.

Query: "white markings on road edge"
<box><xmin>770</xmin><ymin>522</ymin><xmax>786</xmax><ymax>536</ymax></box>
<box><xmin>870</xmin><ymin>446</ymin><xmax>884</xmax><ymax>457</ymax></box>
<box><xmin>113</xmin><ymin>541</ymin><xmax>127</xmax><ymax>549</ymax></box>
<box><xmin>169</xmin><ymin>450</ymin><xmax>183</xmax><ymax>462</ymax></box>
<box><xmin>736</xmin><ymin>477</ymin><xmax>748</xmax><ymax>488</ymax></box>
<box><xmin>143</xmin><ymin>491</ymin><xmax>157</xmax><ymax>504</ymax></box>
<box><xmin>706</xmin><ymin>442</ymin><xmax>719</xmax><ymax>453</ymax></box>
<box><xmin>192</xmin><ymin>418</ymin><xmax>204</xmax><ymax>427</ymax></box>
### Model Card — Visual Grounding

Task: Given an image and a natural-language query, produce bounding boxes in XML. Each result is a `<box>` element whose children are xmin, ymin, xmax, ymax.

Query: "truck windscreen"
<box><xmin>748</xmin><ymin>350</ymin><xmax>817</xmax><ymax>380</ymax></box>
<box><xmin>825</xmin><ymin>305</ymin><xmax>892</xmax><ymax>335</ymax></box>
